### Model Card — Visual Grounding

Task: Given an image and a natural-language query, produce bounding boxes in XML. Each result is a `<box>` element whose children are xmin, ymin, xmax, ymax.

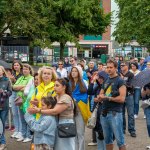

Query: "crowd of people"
<box><xmin>0</xmin><ymin>55</ymin><xmax>150</xmax><ymax>150</ymax></box>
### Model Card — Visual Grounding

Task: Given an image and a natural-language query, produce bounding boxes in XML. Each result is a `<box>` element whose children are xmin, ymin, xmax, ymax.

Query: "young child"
<box><xmin>25</xmin><ymin>96</ymin><xmax>57</xmax><ymax>150</ymax></box>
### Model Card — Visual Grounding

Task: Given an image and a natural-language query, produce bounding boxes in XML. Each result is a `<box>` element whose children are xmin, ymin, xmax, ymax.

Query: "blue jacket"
<box><xmin>25</xmin><ymin>112</ymin><xmax>56</xmax><ymax>147</ymax></box>
<box><xmin>139</xmin><ymin>63</ymin><xmax>147</xmax><ymax>71</ymax></box>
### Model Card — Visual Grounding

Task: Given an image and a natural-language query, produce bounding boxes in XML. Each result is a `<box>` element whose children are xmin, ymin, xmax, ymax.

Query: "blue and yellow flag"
<box><xmin>72</xmin><ymin>84</ymin><xmax>91</xmax><ymax>124</ymax></box>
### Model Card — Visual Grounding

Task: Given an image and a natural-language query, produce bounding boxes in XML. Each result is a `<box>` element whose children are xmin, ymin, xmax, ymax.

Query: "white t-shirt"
<box><xmin>57</xmin><ymin>68</ymin><xmax>68</xmax><ymax>78</ymax></box>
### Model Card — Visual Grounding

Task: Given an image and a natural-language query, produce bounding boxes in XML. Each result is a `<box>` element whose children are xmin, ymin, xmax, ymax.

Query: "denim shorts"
<box><xmin>100</xmin><ymin>111</ymin><xmax>125</xmax><ymax>147</ymax></box>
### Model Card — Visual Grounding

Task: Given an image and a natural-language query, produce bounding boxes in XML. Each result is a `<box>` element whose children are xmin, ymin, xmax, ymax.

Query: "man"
<box><xmin>97</xmin><ymin>63</ymin><xmax>104</xmax><ymax>72</ymax></box>
<box><xmin>68</xmin><ymin>56</ymin><xmax>77</xmax><ymax>73</ymax></box>
<box><xmin>120</xmin><ymin>61</ymin><xmax>136</xmax><ymax>137</ymax></box>
<box><xmin>139</xmin><ymin>57</ymin><xmax>147</xmax><ymax>71</ymax></box>
<box><xmin>86</xmin><ymin>61</ymin><xmax>97</xmax><ymax>83</ymax></box>
<box><xmin>134</xmin><ymin>58</ymin><xmax>139</xmax><ymax>64</ymax></box>
<box><xmin>96</xmin><ymin>59</ymin><xmax>126</xmax><ymax>150</ymax></box>
<box><xmin>70</xmin><ymin>56</ymin><xmax>77</xmax><ymax>67</ymax></box>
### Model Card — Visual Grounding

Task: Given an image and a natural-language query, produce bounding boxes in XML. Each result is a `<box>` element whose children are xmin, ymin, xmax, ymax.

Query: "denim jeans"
<box><xmin>96</xmin><ymin>133</ymin><xmax>106</xmax><ymax>150</ymax></box>
<box><xmin>134</xmin><ymin>88</ymin><xmax>141</xmax><ymax>115</ymax></box>
<box><xmin>10</xmin><ymin>91</ymin><xmax>22</xmax><ymax>133</ymax></box>
<box><xmin>75</xmin><ymin>112</ymin><xmax>85</xmax><ymax>150</ymax></box>
<box><xmin>145</xmin><ymin>107</ymin><xmax>150</xmax><ymax>137</ymax></box>
<box><xmin>0</xmin><ymin>109</ymin><xmax>8</xmax><ymax>144</ymax></box>
<box><xmin>123</xmin><ymin>95</ymin><xmax>136</xmax><ymax>134</ymax></box>
<box><xmin>19</xmin><ymin>109</ymin><xmax>31</xmax><ymax>138</ymax></box>
<box><xmin>100</xmin><ymin>111</ymin><xmax>125</xmax><ymax>148</ymax></box>
<box><xmin>54</xmin><ymin>119</ymin><xmax>75</xmax><ymax>150</ymax></box>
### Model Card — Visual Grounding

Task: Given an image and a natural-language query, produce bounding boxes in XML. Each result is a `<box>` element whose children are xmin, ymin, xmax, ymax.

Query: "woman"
<box><xmin>13</xmin><ymin>64</ymin><xmax>34</xmax><ymax>142</ymax></box>
<box><xmin>77</xmin><ymin>63</ymin><xmax>88</xmax><ymax>81</ymax></box>
<box><xmin>64</xmin><ymin>57</ymin><xmax>71</xmax><ymax>72</ymax></box>
<box><xmin>28</xmin><ymin>78</ymin><xmax>76</xmax><ymax>150</ymax></box>
<box><xmin>0</xmin><ymin>66</ymin><xmax>12</xmax><ymax>150</ymax></box>
<box><xmin>130</xmin><ymin>62</ymin><xmax>141</xmax><ymax>118</ymax></box>
<box><xmin>10</xmin><ymin>61</ymin><xmax>23</xmax><ymax>139</ymax></box>
<box><xmin>23</xmin><ymin>73</ymin><xmax>39</xmax><ymax>114</ymax></box>
<box><xmin>30</xmin><ymin>66</ymin><xmax>57</xmax><ymax>120</ymax></box>
<box><xmin>69</xmin><ymin>66</ymin><xmax>90</xmax><ymax>150</ymax></box>
<box><xmin>88</xmin><ymin>71</ymin><xmax>108</xmax><ymax>150</ymax></box>
<box><xmin>57</xmin><ymin>61</ymin><xmax>67</xmax><ymax>78</ymax></box>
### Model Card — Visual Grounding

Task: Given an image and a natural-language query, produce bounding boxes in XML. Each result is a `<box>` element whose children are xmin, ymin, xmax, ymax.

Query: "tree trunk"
<box><xmin>29</xmin><ymin>46</ymin><xmax>34</xmax><ymax>65</ymax></box>
<box><xmin>60</xmin><ymin>42</ymin><xmax>65</xmax><ymax>60</ymax></box>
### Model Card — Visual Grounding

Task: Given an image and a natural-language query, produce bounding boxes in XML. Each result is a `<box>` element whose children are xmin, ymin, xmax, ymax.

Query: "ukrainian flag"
<box><xmin>72</xmin><ymin>84</ymin><xmax>91</xmax><ymax>124</ymax></box>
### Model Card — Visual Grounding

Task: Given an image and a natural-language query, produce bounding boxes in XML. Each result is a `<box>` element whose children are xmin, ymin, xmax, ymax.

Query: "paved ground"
<box><xmin>5</xmin><ymin>107</ymin><xmax>150</xmax><ymax>150</ymax></box>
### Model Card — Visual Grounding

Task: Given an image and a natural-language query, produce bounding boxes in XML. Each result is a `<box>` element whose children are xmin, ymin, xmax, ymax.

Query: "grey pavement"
<box><xmin>5</xmin><ymin>107</ymin><xmax>150</xmax><ymax>150</ymax></box>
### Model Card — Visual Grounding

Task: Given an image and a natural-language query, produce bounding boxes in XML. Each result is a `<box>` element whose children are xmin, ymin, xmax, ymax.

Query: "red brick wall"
<box><xmin>102</xmin><ymin>0</ymin><xmax>111</xmax><ymax>40</ymax></box>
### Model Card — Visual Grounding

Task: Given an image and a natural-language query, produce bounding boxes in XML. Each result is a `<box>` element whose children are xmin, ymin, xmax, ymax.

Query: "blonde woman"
<box><xmin>0</xmin><ymin>66</ymin><xmax>12</xmax><ymax>150</ymax></box>
<box><xmin>29</xmin><ymin>66</ymin><xmax>57</xmax><ymax>120</ymax></box>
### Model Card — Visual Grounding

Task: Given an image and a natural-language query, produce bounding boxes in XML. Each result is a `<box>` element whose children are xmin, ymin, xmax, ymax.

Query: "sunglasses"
<box><xmin>70</xmin><ymin>60</ymin><xmax>74</xmax><ymax>62</ymax></box>
<box><xmin>58</xmin><ymin>64</ymin><xmax>63</xmax><ymax>65</ymax></box>
<box><xmin>120</xmin><ymin>65</ymin><xmax>125</xmax><ymax>67</ymax></box>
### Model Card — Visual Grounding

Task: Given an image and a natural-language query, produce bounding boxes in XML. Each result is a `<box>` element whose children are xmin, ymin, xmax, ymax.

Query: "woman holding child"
<box><xmin>28</xmin><ymin>77</ymin><xmax>76</xmax><ymax>150</ymax></box>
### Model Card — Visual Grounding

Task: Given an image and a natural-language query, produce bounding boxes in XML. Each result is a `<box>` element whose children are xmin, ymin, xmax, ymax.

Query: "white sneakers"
<box><xmin>11</xmin><ymin>132</ymin><xmax>32</xmax><ymax>142</ymax></box>
<box><xmin>144</xmin><ymin>115</ymin><xmax>146</xmax><ymax>119</ymax></box>
<box><xmin>134</xmin><ymin>115</ymin><xmax>138</xmax><ymax>119</ymax></box>
<box><xmin>11</xmin><ymin>132</ymin><xmax>18</xmax><ymax>138</ymax></box>
<box><xmin>17</xmin><ymin>136</ymin><xmax>24</xmax><ymax>142</ymax></box>
<box><xmin>0</xmin><ymin>144</ymin><xmax>6</xmax><ymax>150</ymax></box>
<box><xmin>15</xmin><ymin>132</ymin><xmax>23</xmax><ymax>139</ymax></box>
<box><xmin>146</xmin><ymin>145</ymin><xmax>150</xmax><ymax>149</ymax></box>
<box><xmin>88</xmin><ymin>142</ymin><xmax>97</xmax><ymax>146</ymax></box>
<box><xmin>23</xmin><ymin>138</ymin><xmax>32</xmax><ymax>143</ymax></box>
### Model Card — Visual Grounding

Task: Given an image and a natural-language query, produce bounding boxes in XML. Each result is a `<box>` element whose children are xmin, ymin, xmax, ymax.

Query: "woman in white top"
<box><xmin>130</xmin><ymin>62</ymin><xmax>141</xmax><ymax>118</ymax></box>
<box><xmin>57</xmin><ymin>61</ymin><xmax>67</xmax><ymax>78</ymax></box>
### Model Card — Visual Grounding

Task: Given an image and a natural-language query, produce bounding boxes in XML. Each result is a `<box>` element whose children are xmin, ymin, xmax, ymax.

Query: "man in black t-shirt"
<box><xmin>96</xmin><ymin>59</ymin><xmax>126</xmax><ymax>150</ymax></box>
<box><xmin>120</xmin><ymin>61</ymin><xmax>136</xmax><ymax>137</ymax></box>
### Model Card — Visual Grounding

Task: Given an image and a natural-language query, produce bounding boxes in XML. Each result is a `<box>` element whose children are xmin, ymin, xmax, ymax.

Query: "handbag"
<box><xmin>57</xmin><ymin>122</ymin><xmax>76</xmax><ymax>138</ymax></box>
<box><xmin>87</xmin><ymin>103</ymin><xmax>99</xmax><ymax>129</ymax></box>
<box><xmin>57</xmin><ymin>98</ymin><xmax>76</xmax><ymax>138</ymax></box>
<box><xmin>14</xmin><ymin>96</ymin><xmax>23</xmax><ymax>106</ymax></box>
<box><xmin>87</xmin><ymin>82</ymin><xmax>112</xmax><ymax>128</ymax></box>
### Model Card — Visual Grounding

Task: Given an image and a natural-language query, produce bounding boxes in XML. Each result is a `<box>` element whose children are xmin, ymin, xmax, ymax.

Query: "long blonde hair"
<box><xmin>0</xmin><ymin>66</ymin><xmax>8</xmax><ymax>77</ymax></box>
<box><xmin>38</xmin><ymin>66</ymin><xmax>57</xmax><ymax>83</ymax></box>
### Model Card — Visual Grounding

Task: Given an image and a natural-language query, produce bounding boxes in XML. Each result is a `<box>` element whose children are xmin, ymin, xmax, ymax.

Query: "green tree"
<box><xmin>0</xmin><ymin>0</ymin><xmax>50</xmax><ymax>64</ymax></box>
<box><xmin>113</xmin><ymin>0</ymin><xmax>150</xmax><ymax>49</ymax></box>
<box><xmin>47</xmin><ymin>0</ymin><xmax>111</xmax><ymax>59</ymax></box>
<box><xmin>0</xmin><ymin>0</ymin><xmax>110</xmax><ymax>62</ymax></box>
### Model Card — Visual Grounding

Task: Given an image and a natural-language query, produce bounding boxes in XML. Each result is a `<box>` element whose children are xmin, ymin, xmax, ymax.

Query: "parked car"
<box><xmin>34</xmin><ymin>56</ymin><xmax>47</xmax><ymax>63</ymax></box>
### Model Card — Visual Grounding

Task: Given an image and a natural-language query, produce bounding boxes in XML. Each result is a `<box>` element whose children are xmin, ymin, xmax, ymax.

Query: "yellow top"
<box><xmin>30</xmin><ymin>81</ymin><xmax>56</xmax><ymax>119</ymax></box>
